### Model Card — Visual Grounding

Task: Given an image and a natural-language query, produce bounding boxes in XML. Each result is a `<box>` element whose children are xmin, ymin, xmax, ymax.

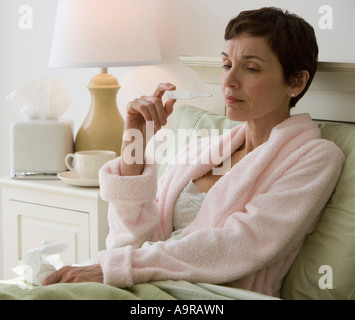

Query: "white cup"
<box><xmin>65</xmin><ymin>150</ymin><xmax>116</xmax><ymax>180</ymax></box>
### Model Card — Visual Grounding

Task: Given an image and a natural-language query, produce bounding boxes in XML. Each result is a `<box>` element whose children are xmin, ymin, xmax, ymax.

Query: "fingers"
<box><xmin>152</xmin><ymin>83</ymin><xmax>177</xmax><ymax>126</ymax></box>
<box><xmin>164</xmin><ymin>98</ymin><xmax>176</xmax><ymax>117</ymax></box>
<box><xmin>43</xmin><ymin>266</ymin><xmax>85</xmax><ymax>285</ymax></box>
<box><xmin>145</xmin><ymin>96</ymin><xmax>174</xmax><ymax>129</ymax></box>
<box><xmin>43</xmin><ymin>266</ymin><xmax>69</xmax><ymax>285</ymax></box>
<box><xmin>127</xmin><ymin>97</ymin><xmax>165</xmax><ymax>130</ymax></box>
<box><xmin>127</xmin><ymin>83</ymin><xmax>177</xmax><ymax>131</ymax></box>
<box><xmin>43</xmin><ymin>265</ymin><xmax>103</xmax><ymax>285</ymax></box>
<box><xmin>153</xmin><ymin>82</ymin><xmax>176</xmax><ymax>99</ymax></box>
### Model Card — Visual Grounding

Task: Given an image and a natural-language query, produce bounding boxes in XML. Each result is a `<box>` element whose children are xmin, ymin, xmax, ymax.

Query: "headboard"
<box><xmin>180</xmin><ymin>56</ymin><xmax>355</xmax><ymax>123</ymax></box>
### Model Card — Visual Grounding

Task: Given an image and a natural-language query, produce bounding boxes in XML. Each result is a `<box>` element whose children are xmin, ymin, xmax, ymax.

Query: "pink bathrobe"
<box><xmin>97</xmin><ymin>114</ymin><xmax>344</xmax><ymax>297</ymax></box>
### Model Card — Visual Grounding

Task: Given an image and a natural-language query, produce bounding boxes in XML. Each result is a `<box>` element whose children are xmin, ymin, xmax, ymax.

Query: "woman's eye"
<box><xmin>246</xmin><ymin>67</ymin><xmax>260</xmax><ymax>73</ymax></box>
<box><xmin>223</xmin><ymin>64</ymin><xmax>232</xmax><ymax>70</ymax></box>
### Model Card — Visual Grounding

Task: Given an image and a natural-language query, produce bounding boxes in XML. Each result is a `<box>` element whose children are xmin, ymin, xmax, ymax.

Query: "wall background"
<box><xmin>0</xmin><ymin>0</ymin><xmax>354</xmax><ymax>278</ymax></box>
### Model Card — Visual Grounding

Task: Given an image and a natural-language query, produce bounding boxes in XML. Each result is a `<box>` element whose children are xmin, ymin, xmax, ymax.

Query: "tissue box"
<box><xmin>10</xmin><ymin>120</ymin><xmax>74</xmax><ymax>179</ymax></box>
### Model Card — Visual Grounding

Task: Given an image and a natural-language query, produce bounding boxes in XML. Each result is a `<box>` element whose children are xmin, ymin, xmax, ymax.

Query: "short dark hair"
<box><xmin>225</xmin><ymin>7</ymin><xmax>318</xmax><ymax>107</ymax></box>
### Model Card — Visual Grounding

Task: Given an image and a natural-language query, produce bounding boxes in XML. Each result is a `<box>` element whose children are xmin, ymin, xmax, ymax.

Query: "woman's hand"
<box><xmin>121</xmin><ymin>83</ymin><xmax>176</xmax><ymax>176</ymax></box>
<box><xmin>125</xmin><ymin>83</ymin><xmax>176</xmax><ymax>134</ymax></box>
<box><xmin>43</xmin><ymin>264</ymin><xmax>103</xmax><ymax>285</ymax></box>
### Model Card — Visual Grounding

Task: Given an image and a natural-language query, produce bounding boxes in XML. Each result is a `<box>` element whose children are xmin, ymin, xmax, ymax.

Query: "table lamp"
<box><xmin>48</xmin><ymin>0</ymin><xmax>161</xmax><ymax>156</ymax></box>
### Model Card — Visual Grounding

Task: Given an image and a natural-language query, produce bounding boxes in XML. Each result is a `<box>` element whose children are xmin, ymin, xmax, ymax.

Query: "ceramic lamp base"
<box><xmin>75</xmin><ymin>70</ymin><xmax>125</xmax><ymax>157</ymax></box>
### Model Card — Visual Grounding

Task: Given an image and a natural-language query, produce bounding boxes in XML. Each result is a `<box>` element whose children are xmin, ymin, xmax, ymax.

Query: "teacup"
<box><xmin>65</xmin><ymin>150</ymin><xmax>116</xmax><ymax>180</ymax></box>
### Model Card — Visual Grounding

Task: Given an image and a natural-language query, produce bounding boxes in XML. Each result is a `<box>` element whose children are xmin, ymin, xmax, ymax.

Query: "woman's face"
<box><xmin>221</xmin><ymin>34</ymin><xmax>292</xmax><ymax>123</ymax></box>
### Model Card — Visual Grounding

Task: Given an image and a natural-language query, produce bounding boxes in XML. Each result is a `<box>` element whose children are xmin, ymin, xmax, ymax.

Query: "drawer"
<box><xmin>10</xmin><ymin>200</ymin><xmax>90</xmax><ymax>266</ymax></box>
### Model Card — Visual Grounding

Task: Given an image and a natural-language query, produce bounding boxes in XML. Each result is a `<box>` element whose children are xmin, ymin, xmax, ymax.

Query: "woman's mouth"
<box><xmin>225</xmin><ymin>96</ymin><xmax>244</xmax><ymax>104</ymax></box>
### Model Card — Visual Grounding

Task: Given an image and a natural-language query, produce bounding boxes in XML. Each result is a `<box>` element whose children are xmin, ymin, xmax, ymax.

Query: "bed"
<box><xmin>1</xmin><ymin>56</ymin><xmax>355</xmax><ymax>300</ymax></box>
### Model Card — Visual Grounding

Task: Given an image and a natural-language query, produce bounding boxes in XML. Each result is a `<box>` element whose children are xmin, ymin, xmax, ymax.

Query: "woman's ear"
<box><xmin>288</xmin><ymin>70</ymin><xmax>310</xmax><ymax>97</ymax></box>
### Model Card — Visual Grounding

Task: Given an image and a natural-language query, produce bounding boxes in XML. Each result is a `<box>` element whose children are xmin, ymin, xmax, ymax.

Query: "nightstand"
<box><xmin>0</xmin><ymin>177</ymin><xmax>109</xmax><ymax>280</ymax></box>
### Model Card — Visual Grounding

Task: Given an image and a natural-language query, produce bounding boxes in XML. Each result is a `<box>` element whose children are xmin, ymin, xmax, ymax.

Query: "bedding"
<box><xmin>0</xmin><ymin>280</ymin><xmax>175</xmax><ymax>300</ymax></box>
<box><xmin>281</xmin><ymin>121</ymin><xmax>355</xmax><ymax>299</ymax></box>
<box><xmin>0</xmin><ymin>279</ymin><xmax>275</xmax><ymax>300</ymax></box>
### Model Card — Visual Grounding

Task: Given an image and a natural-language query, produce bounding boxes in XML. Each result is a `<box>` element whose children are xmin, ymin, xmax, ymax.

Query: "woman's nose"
<box><xmin>221</xmin><ymin>68</ymin><xmax>240</xmax><ymax>89</ymax></box>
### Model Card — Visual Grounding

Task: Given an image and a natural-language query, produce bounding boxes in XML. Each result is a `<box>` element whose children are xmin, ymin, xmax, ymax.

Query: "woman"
<box><xmin>44</xmin><ymin>7</ymin><xmax>344</xmax><ymax>297</ymax></box>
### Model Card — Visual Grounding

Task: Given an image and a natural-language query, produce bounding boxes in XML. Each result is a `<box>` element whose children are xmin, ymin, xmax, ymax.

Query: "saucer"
<box><xmin>58</xmin><ymin>171</ymin><xmax>99</xmax><ymax>187</ymax></box>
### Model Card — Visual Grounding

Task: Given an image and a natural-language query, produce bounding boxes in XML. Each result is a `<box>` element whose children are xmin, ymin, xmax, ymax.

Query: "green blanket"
<box><xmin>0</xmin><ymin>282</ymin><xmax>176</xmax><ymax>300</ymax></box>
<box><xmin>0</xmin><ymin>279</ymin><xmax>277</xmax><ymax>300</ymax></box>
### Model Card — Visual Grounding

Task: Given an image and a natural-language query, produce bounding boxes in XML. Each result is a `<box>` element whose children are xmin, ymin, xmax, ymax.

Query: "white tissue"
<box><xmin>12</xmin><ymin>241</ymin><xmax>69</xmax><ymax>286</ymax></box>
<box><xmin>7</xmin><ymin>77</ymin><xmax>71</xmax><ymax>120</ymax></box>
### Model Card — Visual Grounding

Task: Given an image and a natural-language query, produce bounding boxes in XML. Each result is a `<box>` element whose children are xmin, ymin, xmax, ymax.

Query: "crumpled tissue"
<box><xmin>7</xmin><ymin>77</ymin><xmax>71</xmax><ymax>120</ymax></box>
<box><xmin>12</xmin><ymin>241</ymin><xmax>69</xmax><ymax>287</ymax></box>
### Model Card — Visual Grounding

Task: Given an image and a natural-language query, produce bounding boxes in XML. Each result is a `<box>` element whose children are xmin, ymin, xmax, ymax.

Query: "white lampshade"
<box><xmin>49</xmin><ymin>0</ymin><xmax>161</xmax><ymax>68</ymax></box>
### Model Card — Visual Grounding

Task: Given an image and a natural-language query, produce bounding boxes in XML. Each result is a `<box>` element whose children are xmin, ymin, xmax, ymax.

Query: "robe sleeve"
<box><xmin>98</xmin><ymin>157</ymin><xmax>162</xmax><ymax>250</ymax></box>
